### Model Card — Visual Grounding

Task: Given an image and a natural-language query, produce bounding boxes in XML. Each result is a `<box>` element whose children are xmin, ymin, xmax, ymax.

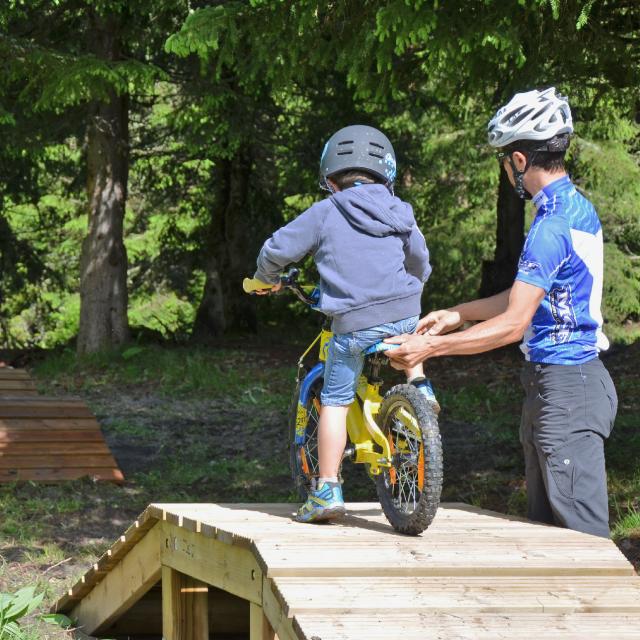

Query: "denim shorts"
<box><xmin>320</xmin><ymin>315</ymin><xmax>419</xmax><ymax>406</ymax></box>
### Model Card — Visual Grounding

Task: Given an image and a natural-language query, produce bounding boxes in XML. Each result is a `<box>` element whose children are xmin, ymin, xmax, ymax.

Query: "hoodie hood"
<box><xmin>330</xmin><ymin>183</ymin><xmax>415</xmax><ymax>237</ymax></box>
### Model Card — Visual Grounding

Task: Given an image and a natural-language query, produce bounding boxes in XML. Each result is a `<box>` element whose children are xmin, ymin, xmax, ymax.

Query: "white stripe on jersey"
<box><xmin>569</xmin><ymin>228</ymin><xmax>610</xmax><ymax>352</ymax></box>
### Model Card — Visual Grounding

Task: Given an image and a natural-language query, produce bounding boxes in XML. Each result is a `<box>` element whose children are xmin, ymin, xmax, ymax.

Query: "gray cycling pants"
<box><xmin>520</xmin><ymin>358</ymin><xmax>617</xmax><ymax>538</ymax></box>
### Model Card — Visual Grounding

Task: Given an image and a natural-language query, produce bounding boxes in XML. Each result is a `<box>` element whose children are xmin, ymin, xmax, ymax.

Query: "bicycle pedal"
<box><xmin>342</xmin><ymin>447</ymin><xmax>355</xmax><ymax>461</ymax></box>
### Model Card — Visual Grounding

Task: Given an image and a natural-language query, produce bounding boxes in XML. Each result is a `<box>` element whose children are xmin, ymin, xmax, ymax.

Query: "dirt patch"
<box><xmin>0</xmin><ymin>339</ymin><xmax>637</xmax><ymax>630</ymax></box>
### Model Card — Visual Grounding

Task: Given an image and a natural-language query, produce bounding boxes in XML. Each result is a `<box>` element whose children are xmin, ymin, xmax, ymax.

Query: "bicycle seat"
<box><xmin>363</xmin><ymin>341</ymin><xmax>400</xmax><ymax>355</ymax></box>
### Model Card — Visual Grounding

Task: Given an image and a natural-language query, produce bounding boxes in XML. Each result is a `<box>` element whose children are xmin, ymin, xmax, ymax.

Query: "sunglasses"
<box><xmin>496</xmin><ymin>150</ymin><xmax>509</xmax><ymax>163</ymax></box>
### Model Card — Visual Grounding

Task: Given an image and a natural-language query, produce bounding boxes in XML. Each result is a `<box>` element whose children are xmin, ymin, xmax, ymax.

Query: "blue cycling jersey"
<box><xmin>515</xmin><ymin>175</ymin><xmax>609</xmax><ymax>365</ymax></box>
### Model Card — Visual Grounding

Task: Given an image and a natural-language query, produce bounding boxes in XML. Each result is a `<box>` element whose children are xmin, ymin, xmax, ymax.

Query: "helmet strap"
<box><xmin>319</xmin><ymin>178</ymin><xmax>335</xmax><ymax>194</ymax></box>
<box><xmin>507</xmin><ymin>154</ymin><xmax>533</xmax><ymax>200</ymax></box>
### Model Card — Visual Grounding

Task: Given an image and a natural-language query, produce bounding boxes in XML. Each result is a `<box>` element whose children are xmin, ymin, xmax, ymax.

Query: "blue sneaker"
<box><xmin>411</xmin><ymin>377</ymin><xmax>441</xmax><ymax>414</ymax></box>
<box><xmin>295</xmin><ymin>481</ymin><xmax>346</xmax><ymax>523</ymax></box>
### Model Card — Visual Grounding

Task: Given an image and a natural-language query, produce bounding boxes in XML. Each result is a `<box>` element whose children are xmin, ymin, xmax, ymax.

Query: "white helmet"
<box><xmin>487</xmin><ymin>87</ymin><xmax>573</xmax><ymax>148</ymax></box>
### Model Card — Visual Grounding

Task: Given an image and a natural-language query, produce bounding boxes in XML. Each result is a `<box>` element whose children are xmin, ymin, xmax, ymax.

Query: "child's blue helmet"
<box><xmin>320</xmin><ymin>125</ymin><xmax>397</xmax><ymax>187</ymax></box>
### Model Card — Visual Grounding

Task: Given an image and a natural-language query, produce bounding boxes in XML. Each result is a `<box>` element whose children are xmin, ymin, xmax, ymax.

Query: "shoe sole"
<box><xmin>295</xmin><ymin>505</ymin><xmax>346</xmax><ymax>523</ymax></box>
<box><xmin>315</xmin><ymin>505</ymin><xmax>346</xmax><ymax>521</ymax></box>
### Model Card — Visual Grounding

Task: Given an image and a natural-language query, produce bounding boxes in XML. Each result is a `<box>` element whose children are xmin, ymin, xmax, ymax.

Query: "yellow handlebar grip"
<box><xmin>242</xmin><ymin>277</ymin><xmax>274</xmax><ymax>293</ymax></box>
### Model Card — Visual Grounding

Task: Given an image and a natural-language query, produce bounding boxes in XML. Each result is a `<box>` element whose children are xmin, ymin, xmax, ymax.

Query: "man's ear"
<box><xmin>511</xmin><ymin>150</ymin><xmax>528</xmax><ymax>172</ymax></box>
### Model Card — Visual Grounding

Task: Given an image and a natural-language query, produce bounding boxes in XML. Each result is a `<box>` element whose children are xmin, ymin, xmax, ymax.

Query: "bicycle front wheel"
<box><xmin>288</xmin><ymin>378</ymin><xmax>322</xmax><ymax>501</ymax></box>
<box><xmin>375</xmin><ymin>384</ymin><xmax>442</xmax><ymax>535</ymax></box>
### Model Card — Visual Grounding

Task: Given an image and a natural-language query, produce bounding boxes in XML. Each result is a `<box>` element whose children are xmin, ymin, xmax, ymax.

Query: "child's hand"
<box><xmin>255</xmin><ymin>282</ymin><xmax>282</xmax><ymax>295</ymax></box>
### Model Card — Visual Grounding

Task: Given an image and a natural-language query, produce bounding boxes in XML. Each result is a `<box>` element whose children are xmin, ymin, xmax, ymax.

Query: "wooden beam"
<box><xmin>69</xmin><ymin>523</ymin><xmax>162</xmax><ymax>635</ymax></box>
<box><xmin>102</xmin><ymin>584</ymin><xmax>250</xmax><ymax>636</ymax></box>
<box><xmin>250</xmin><ymin>602</ymin><xmax>281</xmax><ymax>640</ymax></box>
<box><xmin>161</xmin><ymin>520</ymin><xmax>262</xmax><ymax>604</ymax></box>
<box><xmin>162</xmin><ymin>566</ymin><xmax>208</xmax><ymax>640</ymax></box>
<box><xmin>262</xmin><ymin>577</ymin><xmax>298</xmax><ymax>640</ymax></box>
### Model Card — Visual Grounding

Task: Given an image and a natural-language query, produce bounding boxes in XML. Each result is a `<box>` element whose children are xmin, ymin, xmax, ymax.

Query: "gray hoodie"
<box><xmin>255</xmin><ymin>183</ymin><xmax>431</xmax><ymax>333</ymax></box>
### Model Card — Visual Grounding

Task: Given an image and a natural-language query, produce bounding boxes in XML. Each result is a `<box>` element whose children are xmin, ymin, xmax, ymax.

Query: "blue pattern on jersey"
<box><xmin>516</xmin><ymin>176</ymin><xmax>609</xmax><ymax>365</ymax></box>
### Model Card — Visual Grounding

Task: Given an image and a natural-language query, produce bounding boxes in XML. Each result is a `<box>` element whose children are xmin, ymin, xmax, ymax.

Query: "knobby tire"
<box><xmin>375</xmin><ymin>384</ymin><xmax>443</xmax><ymax>535</ymax></box>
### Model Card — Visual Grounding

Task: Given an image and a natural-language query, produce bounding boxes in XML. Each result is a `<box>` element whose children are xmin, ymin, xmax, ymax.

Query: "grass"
<box><xmin>32</xmin><ymin>344</ymin><xmax>296</xmax><ymax>410</ymax></box>
<box><xmin>0</xmin><ymin>338</ymin><xmax>638</xmax><ymax>637</ymax></box>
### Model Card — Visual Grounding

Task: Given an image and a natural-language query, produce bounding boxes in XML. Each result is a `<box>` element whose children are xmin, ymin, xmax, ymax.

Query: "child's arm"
<box><xmin>403</xmin><ymin>224</ymin><xmax>431</xmax><ymax>283</ymax></box>
<box><xmin>255</xmin><ymin>203</ymin><xmax>324</xmax><ymax>284</ymax></box>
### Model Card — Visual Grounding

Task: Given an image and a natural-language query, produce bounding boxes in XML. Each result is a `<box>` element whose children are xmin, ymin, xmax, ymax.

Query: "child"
<box><xmin>252</xmin><ymin>125</ymin><xmax>432</xmax><ymax>522</ymax></box>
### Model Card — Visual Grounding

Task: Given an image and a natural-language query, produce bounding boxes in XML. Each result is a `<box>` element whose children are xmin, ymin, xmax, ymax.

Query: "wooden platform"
<box><xmin>55</xmin><ymin>502</ymin><xmax>640</xmax><ymax>639</ymax></box>
<box><xmin>0</xmin><ymin>367</ymin><xmax>123</xmax><ymax>483</ymax></box>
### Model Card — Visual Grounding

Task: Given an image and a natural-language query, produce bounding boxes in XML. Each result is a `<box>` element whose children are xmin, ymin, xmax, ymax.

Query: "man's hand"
<box><xmin>417</xmin><ymin>309</ymin><xmax>463</xmax><ymax>335</ymax></box>
<box><xmin>384</xmin><ymin>333</ymin><xmax>440</xmax><ymax>369</ymax></box>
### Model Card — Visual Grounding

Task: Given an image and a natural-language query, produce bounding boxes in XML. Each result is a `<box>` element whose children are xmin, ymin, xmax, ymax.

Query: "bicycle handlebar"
<box><xmin>243</xmin><ymin>268</ymin><xmax>319</xmax><ymax>306</ymax></box>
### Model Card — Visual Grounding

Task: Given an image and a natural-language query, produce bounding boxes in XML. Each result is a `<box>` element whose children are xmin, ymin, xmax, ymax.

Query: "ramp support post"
<box><xmin>250</xmin><ymin>602</ymin><xmax>278</xmax><ymax>640</ymax></box>
<box><xmin>162</xmin><ymin>566</ymin><xmax>209</xmax><ymax>640</ymax></box>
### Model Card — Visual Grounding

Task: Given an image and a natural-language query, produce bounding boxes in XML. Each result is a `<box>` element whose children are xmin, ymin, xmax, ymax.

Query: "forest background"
<box><xmin>0</xmin><ymin>0</ymin><xmax>638</xmax><ymax>352</ymax></box>
<box><xmin>0</xmin><ymin>2</ymin><xmax>639</xmax><ymax>634</ymax></box>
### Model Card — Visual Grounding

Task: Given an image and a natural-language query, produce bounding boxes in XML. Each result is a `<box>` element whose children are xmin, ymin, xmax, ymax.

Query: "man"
<box><xmin>386</xmin><ymin>87</ymin><xmax>618</xmax><ymax>538</ymax></box>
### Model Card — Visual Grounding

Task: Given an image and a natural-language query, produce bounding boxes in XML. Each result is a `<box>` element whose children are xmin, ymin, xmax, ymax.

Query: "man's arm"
<box><xmin>386</xmin><ymin>281</ymin><xmax>544</xmax><ymax>367</ymax></box>
<box><xmin>417</xmin><ymin>288</ymin><xmax>511</xmax><ymax>335</ymax></box>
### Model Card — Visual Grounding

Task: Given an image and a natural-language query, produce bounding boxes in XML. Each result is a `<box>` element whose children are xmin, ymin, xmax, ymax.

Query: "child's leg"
<box><xmin>405</xmin><ymin>363</ymin><xmax>440</xmax><ymax>411</ymax></box>
<box><xmin>318</xmin><ymin>405</ymin><xmax>349</xmax><ymax>479</ymax></box>
<box><xmin>296</xmin><ymin>333</ymin><xmax>362</xmax><ymax>523</ymax></box>
<box><xmin>405</xmin><ymin>363</ymin><xmax>425</xmax><ymax>383</ymax></box>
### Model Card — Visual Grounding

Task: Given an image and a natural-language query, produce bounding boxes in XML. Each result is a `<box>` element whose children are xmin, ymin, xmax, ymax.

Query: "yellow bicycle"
<box><xmin>243</xmin><ymin>269</ymin><xmax>442</xmax><ymax>535</ymax></box>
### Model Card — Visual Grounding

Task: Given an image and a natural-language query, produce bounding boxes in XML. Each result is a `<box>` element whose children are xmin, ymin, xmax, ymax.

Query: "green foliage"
<box><xmin>568</xmin><ymin>136</ymin><xmax>640</xmax><ymax>324</ymax></box>
<box><xmin>32</xmin><ymin>344</ymin><xmax>295</xmax><ymax>404</ymax></box>
<box><xmin>0</xmin><ymin>0</ymin><xmax>638</xmax><ymax>347</ymax></box>
<box><xmin>0</xmin><ymin>587</ymin><xmax>43</xmax><ymax>639</ymax></box>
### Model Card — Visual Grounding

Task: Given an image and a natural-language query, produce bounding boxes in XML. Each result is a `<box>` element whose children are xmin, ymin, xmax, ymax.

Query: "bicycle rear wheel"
<box><xmin>288</xmin><ymin>378</ymin><xmax>322</xmax><ymax>501</ymax></box>
<box><xmin>375</xmin><ymin>384</ymin><xmax>442</xmax><ymax>535</ymax></box>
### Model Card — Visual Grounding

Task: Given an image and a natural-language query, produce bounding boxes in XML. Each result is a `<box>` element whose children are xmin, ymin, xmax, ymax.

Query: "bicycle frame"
<box><xmin>294</xmin><ymin>328</ymin><xmax>421</xmax><ymax>476</ymax></box>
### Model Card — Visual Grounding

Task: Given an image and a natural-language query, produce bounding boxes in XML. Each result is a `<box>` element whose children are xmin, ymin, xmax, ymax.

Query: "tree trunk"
<box><xmin>191</xmin><ymin>150</ymin><xmax>257</xmax><ymax>342</ymax></box>
<box><xmin>479</xmin><ymin>165</ymin><xmax>525</xmax><ymax>297</ymax></box>
<box><xmin>77</xmin><ymin>10</ymin><xmax>130</xmax><ymax>355</ymax></box>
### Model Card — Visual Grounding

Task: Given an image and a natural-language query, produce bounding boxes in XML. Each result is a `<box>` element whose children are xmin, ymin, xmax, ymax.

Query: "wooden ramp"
<box><xmin>0</xmin><ymin>367</ymin><xmax>123</xmax><ymax>483</ymax></box>
<box><xmin>55</xmin><ymin>502</ymin><xmax>640</xmax><ymax>639</ymax></box>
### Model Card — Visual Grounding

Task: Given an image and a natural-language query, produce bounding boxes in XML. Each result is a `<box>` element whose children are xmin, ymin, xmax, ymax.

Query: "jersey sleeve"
<box><xmin>515</xmin><ymin>216</ymin><xmax>571</xmax><ymax>293</ymax></box>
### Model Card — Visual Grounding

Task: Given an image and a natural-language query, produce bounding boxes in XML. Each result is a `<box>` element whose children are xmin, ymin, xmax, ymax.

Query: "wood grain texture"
<box><xmin>55</xmin><ymin>502</ymin><xmax>640</xmax><ymax>640</ymax></box>
<box><xmin>0</xmin><ymin>368</ymin><xmax>123</xmax><ymax>483</ymax></box>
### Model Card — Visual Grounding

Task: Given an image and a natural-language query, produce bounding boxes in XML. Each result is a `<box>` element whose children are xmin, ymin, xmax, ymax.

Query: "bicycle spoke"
<box><xmin>388</xmin><ymin>406</ymin><xmax>422</xmax><ymax>513</ymax></box>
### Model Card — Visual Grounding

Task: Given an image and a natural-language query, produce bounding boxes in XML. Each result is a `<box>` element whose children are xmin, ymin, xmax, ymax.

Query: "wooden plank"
<box><xmin>0</xmin><ymin>454</ymin><xmax>118</xmax><ymax>469</ymax></box>
<box><xmin>162</xmin><ymin>566</ymin><xmax>208</xmax><ymax>640</ymax></box>
<box><xmin>293</xmin><ymin>612</ymin><xmax>640</xmax><ymax>640</ymax></box>
<box><xmin>0</xmin><ymin>406</ymin><xmax>94</xmax><ymax>418</ymax></box>
<box><xmin>0</xmin><ymin>390</ymin><xmax>38</xmax><ymax>396</ymax></box>
<box><xmin>250</xmin><ymin>602</ymin><xmax>278</xmax><ymax>640</ymax></box>
<box><xmin>0</xmin><ymin>467</ymin><xmax>124</xmax><ymax>482</ymax></box>
<box><xmin>0</xmin><ymin>380</ymin><xmax>37</xmax><ymax>389</ymax></box>
<box><xmin>0</xmin><ymin>442</ymin><xmax>111</xmax><ymax>454</ymax></box>
<box><xmin>160</xmin><ymin>521</ymin><xmax>263</xmax><ymax>604</ymax></box>
<box><xmin>262</xmin><ymin>577</ymin><xmax>299</xmax><ymax>640</ymax></box>
<box><xmin>272</xmin><ymin>576</ymin><xmax>640</xmax><ymax>616</ymax></box>
<box><xmin>257</xmin><ymin>543</ymin><xmax>634</xmax><ymax>578</ymax></box>
<box><xmin>0</xmin><ymin>430</ymin><xmax>104</xmax><ymax>443</ymax></box>
<box><xmin>55</xmin><ymin>502</ymin><xmax>640</xmax><ymax>640</ymax></box>
<box><xmin>0</xmin><ymin>369</ymin><xmax>31</xmax><ymax>380</ymax></box>
<box><xmin>0</xmin><ymin>418</ymin><xmax>100</xmax><ymax>430</ymax></box>
<box><xmin>68</xmin><ymin>524</ymin><xmax>162</xmax><ymax>635</ymax></box>
<box><xmin>57</xmin><ymin>509</ymin><xmax>159</xmax><ymax>613</ymax></box>
<box><xmin>151</xmin><ymin>503</ymin><xmax>635</xmax><ymax>577</ymax></box>
<box><xmin>0</xmin><ymin>398</ymin><xmax>88</xmax><ymax>407</ymax></box>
